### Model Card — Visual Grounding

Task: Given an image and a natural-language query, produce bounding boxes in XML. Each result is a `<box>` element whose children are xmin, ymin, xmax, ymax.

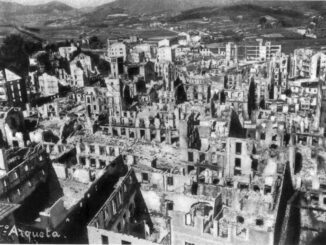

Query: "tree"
<box><xmin>0</xmin><ymin>35</ymin><xmax>30</xmax><ymax>76</ymax></box>
<box><xmin>248</xmin><ymin>78</ymin><xmax>257</xmax><ymax>118</ymax></box>
<box><xmin>0</xmin><ymin>34</ymin><xmax>43</xmax><ymax>77</ymax></box>
<box><xmin>259</xmin><ymin>17</ymin><xmax>267</xmax><ymax>27</ymax></box>
<box><xmin>175</xmin><ymin>84</ymin><xmax>187</xmax><ymax>105</ymax></box>
<box><xmin>97</xmin><ymin>58</ymin><xmax>110</xmax><ymax>76</ymax></box>
<box><xmin>89</xmin><ymin>36</ymin><xmax>103</xmax><ymax>49</ymax></box>
<box><xmin>45</xmin><ymin>43</ymin><xmax>58</xmax><ymax>52</ymax></box>
<box><xmin>25</xmin><ymin>41</ymin><xmax>43</xmax><ymax>55</ymax></box>
<box><xmin>36</xmin><ymin>52</ymin><xmax>52</xmax><ymax>74</ymax></box>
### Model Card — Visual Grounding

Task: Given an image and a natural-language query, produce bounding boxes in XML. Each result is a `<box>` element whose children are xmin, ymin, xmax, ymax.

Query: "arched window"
<box><xmin>185</xmin><ymin>213</ymin><xmax>193</xmax><ymax>226</ymax></box>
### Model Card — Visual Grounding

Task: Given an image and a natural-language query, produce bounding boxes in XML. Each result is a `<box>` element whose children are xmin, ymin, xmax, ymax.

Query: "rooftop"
<box><xmin>0</xmin><ymin>202</ymin><xmax>20</xmax><ymax>220</ymax></box>
<box><xmin>0</xmin><ymin>69</ymin><xmax>21</xmax><ymax>82</ymax></box>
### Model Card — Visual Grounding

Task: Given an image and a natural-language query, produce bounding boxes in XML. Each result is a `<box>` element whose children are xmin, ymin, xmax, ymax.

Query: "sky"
<box><xmin>3</xmin><ymin>0</ymin><xmax>115</xmax><ymax>8</ymax></box>
<box><xmin>3</xmin><ymin>0</ymin><xmax>319</xmax><ymax>8</ymax></box>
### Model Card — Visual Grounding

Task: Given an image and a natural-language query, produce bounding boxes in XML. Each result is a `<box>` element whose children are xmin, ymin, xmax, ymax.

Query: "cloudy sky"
<box><xmin>4</xmin><ymin>0</ymin><xmax>115</xmax><ymax>8</ymax></box>
<box><xmin>3</xmin><ymin>0</ymin><xmax>319</xmax><ymax>8</ymax></box>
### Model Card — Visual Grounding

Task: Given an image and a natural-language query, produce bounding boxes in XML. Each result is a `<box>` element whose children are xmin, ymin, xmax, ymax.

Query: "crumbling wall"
<box><xmin>274</xmin><ymin>161</ymin><xmax>295</xmax><ymax>245</ymax></box>
<box><xmin>13</xmin><ymin>161</ymin><xmax>63</xmax><ymax>224</ymax></box>
<box><xmin>279</xmin><ymin>192</ymin><xmax>300</xmax><ymax>245</ymax></box>
<box><xmin>53</xmin><ymin>163</ymin><xmax>68</xmax><ymax>179</ymax></box>
<box><xmin>174</xmin><ymin>77</ymin><xmax>187</xmax><ymax>105</ymax></box>
<box><xmin>87</xmin><ymin>227</ymin><xmax>160</xmax><ymax>245</ymax></box>
<box><xmin>141</xmin><ymin>189</ymin><xmax>214</xmax><ymax>215</ymax></box>
<box><xmin>4</xmin><ymin>109</ymin><xmax>28</xmax><ymax>147</ymax></box>
<box><xmin>187</xmin><ymin>113</ymin><xmax>201</xmax><ymax>150</ymax></box>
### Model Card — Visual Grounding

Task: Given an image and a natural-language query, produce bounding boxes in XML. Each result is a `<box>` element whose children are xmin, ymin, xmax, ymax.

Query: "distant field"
<box><xmin>259</xmin><ymin>28</ymin><xmax>301</xmax><ymax>37</ymax></box>
<box><xmin>278</xmin><ymin>37</ymin><xmax>326</xmax><ymax>54</ymax></box>
<box><xmin>0</xmin><ymin>26</ymin><xmax>31</xmax><ymax>44</ymax></box>
<box><xmin>90</xmin><ymin>27</ymin><xmax>178</xmax><ymax>43</ymax></box>
<box><xmin>1</xmin><ymin>17</ymin><xmax>326</xmax><ymax>56</ymax></box>
<box><xmin>0</xmin><ymin>26</ymin><xmax>19</xmax><ymax>36</ymax></box>
<box><xmin>138</xmin><ymin>29</ymin><xmax>177</xmax><ymax>38</ymax></box>
<box><xmin>39</xmin><ymin>27</ymin><xmax>82</xmax><ymax>41</ymax></box>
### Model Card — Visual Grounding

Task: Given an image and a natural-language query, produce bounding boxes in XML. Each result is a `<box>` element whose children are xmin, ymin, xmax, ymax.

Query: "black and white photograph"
<box><xmin>0</xmin><ymin>0</ymin><xmax>325</xmax><ymax>244</ymax></box>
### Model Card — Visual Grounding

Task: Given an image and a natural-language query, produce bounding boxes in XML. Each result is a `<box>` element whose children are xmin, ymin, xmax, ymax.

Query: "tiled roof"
<box><xmin>0</xmin><ymin>202</ymin><xmax>20</xmax><ymax>220</ymax></box>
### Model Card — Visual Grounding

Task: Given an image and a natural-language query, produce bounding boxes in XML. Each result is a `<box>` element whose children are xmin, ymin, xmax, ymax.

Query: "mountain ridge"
<box><xmin>0</xmin><ymin>0</ymin><xmax>75</xmax><ymax>14</ymax></box>
<box><xmin>92</xmin><ymin>0</ymin><xmax>244</xmax><ymax>15</ymax></box>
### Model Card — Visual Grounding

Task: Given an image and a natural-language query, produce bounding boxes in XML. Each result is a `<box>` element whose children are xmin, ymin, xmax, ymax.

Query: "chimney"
<box><xmin>0</xmin><ymin>148</ymin><xmax>8</xmax><ymax>173</ymax></box>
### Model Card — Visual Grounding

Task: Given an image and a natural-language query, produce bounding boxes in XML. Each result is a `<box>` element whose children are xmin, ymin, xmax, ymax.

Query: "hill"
<box><xmin>0</xmin><ymin>1</ymin><xmax>75</xmax><ymax>15</ymax></box>
<box><xmin>170</xmin><ymin>3</ymin><xmax>306</xmax><ymax>26</ymax></box>
<box><xmin>84</xmin><ymin>0</ymin><xmax>326</xmax><ymax>24</ymax></box>
<box><xmin>26</xmin><ymin>1</ymin><xmax>75</xmax><ymax>14</ymax></box>
<box><xmin>88</xmin><ymin>0</ymin><xmax>242</xmax><ymax>17</ymax></box>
